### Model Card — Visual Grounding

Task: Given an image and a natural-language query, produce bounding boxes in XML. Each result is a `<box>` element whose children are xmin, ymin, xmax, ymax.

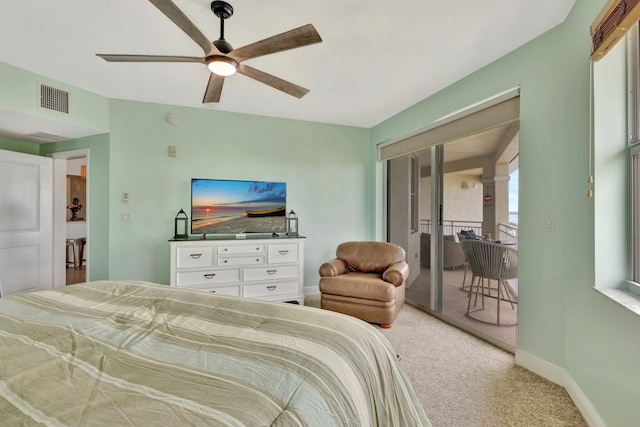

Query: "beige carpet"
<box><xmin>406</xmin><ymin>268</ymin><xmax>518</xmax><ymax>351</ymax></box>
<box><xmin>305</xmin><ymin>295</ymin><xmax>587</xmax><ymax>427</ymax></box>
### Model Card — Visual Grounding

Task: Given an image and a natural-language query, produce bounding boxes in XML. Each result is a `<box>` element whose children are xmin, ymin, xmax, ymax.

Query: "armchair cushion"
<box><xmin>320</xmin><ymin>273</ymin><xmax>397</xmax><ymax>302</ymax></box>
<box><xmin>460</xmin><ymin>229</ymin><xmax>480</xmax><ymax>240</ymax></box>
<box><xmin>335</xmin><ymin>241</ymin><xmax>406</xmax><ymax>273</ymax></box>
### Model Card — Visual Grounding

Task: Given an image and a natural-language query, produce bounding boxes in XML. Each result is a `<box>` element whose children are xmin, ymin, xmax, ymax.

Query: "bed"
<box><xmin>0</xmin><ymin>280</ymin><xmax>430</xmax><ymax>426</ymax></box>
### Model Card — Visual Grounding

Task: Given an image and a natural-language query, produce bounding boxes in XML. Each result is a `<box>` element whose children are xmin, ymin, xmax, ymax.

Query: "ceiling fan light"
<box><xmin>207</xmin><ymin>56</ymin><xmax>237</xmax><ymax>76</ymax></box>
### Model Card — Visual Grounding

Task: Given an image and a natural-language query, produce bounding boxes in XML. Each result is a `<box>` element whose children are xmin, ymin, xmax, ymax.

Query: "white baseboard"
<box><xmin>515</xmin><ymin>349</ymin><xmax>565</xmax><ymax>386</ymax></box>
<box><xmin>564</xmin><ymin>375</ymin><xmax>607</xmax><ymax>427</ymax></box>
<box><xmin>303</xmin><ymin>285</ymin><xmax>320</xmax><ymax>297</ymax></box>
<box><xmin>515</xmin><ymin>350</ymin><xmax>606</xmax><ymax>427</ymax></box>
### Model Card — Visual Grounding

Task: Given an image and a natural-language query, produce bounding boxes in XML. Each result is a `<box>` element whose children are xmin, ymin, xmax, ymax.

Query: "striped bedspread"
<box><xmin>0</xmin><ymin>281</ymin><xmax>430</xmax><ymax>426</ymax></box>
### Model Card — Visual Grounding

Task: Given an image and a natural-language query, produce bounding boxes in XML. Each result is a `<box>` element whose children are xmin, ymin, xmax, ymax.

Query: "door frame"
<box><xmin>430</xmin><ymin>144</ymin><xmax>444</xmax><ymax>312</ymax></box>
<box><xmin>49</xmin><ymin>148</ymin><xmax>89</xmax><ymax>287</ymax></box>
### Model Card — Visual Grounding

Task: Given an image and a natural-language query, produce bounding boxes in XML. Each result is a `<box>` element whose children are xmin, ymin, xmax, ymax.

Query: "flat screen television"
<box><xmin>191</xmin><ymin>178</ymin><xmax>287</xmax><ymax>235</ymax></box>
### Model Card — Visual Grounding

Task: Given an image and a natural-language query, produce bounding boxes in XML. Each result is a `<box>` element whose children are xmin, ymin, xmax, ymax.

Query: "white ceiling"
<box><xmin>0</xmin><ymin>0</ymin><xmax>575</xmax><ymax>138</ymax></box>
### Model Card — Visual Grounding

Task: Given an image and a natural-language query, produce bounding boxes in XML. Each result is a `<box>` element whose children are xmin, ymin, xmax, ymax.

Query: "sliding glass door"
<box><xmin>386</xmin><ymin>126</ymin><xmax>519</xmax><ymax>352</ymax></box>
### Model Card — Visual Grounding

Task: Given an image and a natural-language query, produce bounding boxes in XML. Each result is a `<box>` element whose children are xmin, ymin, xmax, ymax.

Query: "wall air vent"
<box><xmin>39</xmin><ymin>83</ymin><xmax>69</xmax><ymax>114</ymax></box>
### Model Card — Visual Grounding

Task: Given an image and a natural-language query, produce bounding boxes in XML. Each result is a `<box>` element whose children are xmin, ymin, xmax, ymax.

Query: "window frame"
<box><xmin>410</xmin><ymin>155</ymin><xmax>419</xmax><ymax>233</ymax></box>
<box><xmin>630</xmin><ymin>145</ymin><xmax>640</xmax><ymax>284</ymax></box>
<box><xmin>628</xmin><ymin>23</ymin><xmax>640</xmax><ymax>285</ymax></box>
<box><xmin>592</xmin><ymin>19</ymin><xmax>640</xmax><ymax>314</ymax></box>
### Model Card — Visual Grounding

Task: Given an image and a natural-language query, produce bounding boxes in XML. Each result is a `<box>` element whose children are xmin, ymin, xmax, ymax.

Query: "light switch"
<box><xmin>121</xmin><ymin>213</ymin><xmax>133</xmax><ymax>223</ymax></box>
<box><xmin>169</xmin><ymin>146</ymin><xmax>178</xmax><ymax>157</ymax></box>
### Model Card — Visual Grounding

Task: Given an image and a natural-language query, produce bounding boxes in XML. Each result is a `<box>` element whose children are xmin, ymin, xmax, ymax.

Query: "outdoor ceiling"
<box><xmin>0</xmin><ymin>0</ymin><xmax>575</xmax><ymax>141</ymax></box>
<box><xmin>418</xmin><ymin>122</ymin><xmax>520</xmax><ymax>176</ymax></box>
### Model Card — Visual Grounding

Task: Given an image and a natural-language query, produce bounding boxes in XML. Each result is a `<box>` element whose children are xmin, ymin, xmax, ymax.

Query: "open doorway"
<box><xmin>50</xmin><ymin>149</ymin><xmax>89</xmax><ymax>286</ymax></box>
<box><xmin>65</xmin><ymin>157</ymin><xmax>87</xmax><ymax>284</ymax></box>
<box><xmin>383</xmin><ymin>94</ymin><xmax>520</xmax><ymax>352</ymax></box>
<box><xmin>403</xmin><ymin>134</ymin><xmax>519</xmax><ymax>351</ymax></box>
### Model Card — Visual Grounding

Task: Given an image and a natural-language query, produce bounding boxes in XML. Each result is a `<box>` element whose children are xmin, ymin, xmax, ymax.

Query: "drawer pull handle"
<box><xmin>204</xmin><ymin>273</ymin><xmax>216</xmax><ymax>279</ymax></box>
<box><xmin>190</xmin><ymin>253</ymin><xmax>202</xmax><ymax>259</ymax></box>
<box><xmin>256</xmin><ymin>247</ymin><xmax>260</xmax><ymax>251</ymax></box>
<box><xmin>256</xmin><ymin>259</ymin><xmax>260</xmax><ymax>262</ymax></box>
<box><xmin>267</xmin><ymin>285</ymin><xmax>277</xmax><ymax>291</ymax></box>
<box><xmin>210</xmin><ymin>290</ymin><xmax>216</xmax><ymax>293</ymax></box>
<box><xmin>224</xmin><ymin>260</ymin><xmax>228</xmax><ymax>263</ymax></box>
<box><xmin>278</xmin><ymin>250</ymin><xmax>289</xmax><ymax>255</ymax></box>
<box><xmin>267</xmin><ymin>269</ymin><xmax>277</xmax><ymax>275</ymax></box>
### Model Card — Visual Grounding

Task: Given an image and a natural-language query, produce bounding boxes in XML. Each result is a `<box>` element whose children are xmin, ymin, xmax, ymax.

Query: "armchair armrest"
<box><xmin>382</xmin><ymin>261</ymin><xmax>409</xmax><ymax>286</ymax></box>
<box><xmin>319</xmin><ymin>258</ymin><xmax>348</xmax><ymax>277</ymax></box>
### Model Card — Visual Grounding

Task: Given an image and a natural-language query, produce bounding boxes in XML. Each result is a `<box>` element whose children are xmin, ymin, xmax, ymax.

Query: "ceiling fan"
<box><xmin>97</xmin><ymin>0</ymin><xmax>322</xmax><ymax>103</ymax></box>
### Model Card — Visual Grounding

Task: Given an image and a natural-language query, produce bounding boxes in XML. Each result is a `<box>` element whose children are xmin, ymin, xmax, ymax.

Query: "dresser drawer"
<box><xmin>176</xmin><ymin>269</ymin><xmax>240</xmax><ymax>287</ymax></box>
<box><xmin>217</xmin><ymin>256</ymin><xmax>265</xmax><ymax>267</ymax></box>
<box><xmin>218</xmin><ymin>244</ymin><xmax>265</xmax><ymax>255</ymax></box>
<box><xmin>176</xmin><ymin>246</ymin><xmax>214</xmax><ymax>268</ymax></box>
<box><xmin>243</xmin><ymin>265</ymin><xmax>299</xmax><ymax>282</ymax></box>
<box><xmin>243</xmin><ymin>281</ymin><xmax>299</xmax><ymax>299</ymax></box>
<box><xmin>268</xmin><ymin>243</ymin><xmax>299</xmax><ymax>264</ymax></box>
<box><xmin>181</xmin><ymin>284</ymin><xmax>241</xmax><ymax>297</ymax></box>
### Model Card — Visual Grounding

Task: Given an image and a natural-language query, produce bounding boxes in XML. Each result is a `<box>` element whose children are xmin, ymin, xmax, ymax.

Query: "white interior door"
<box><xmin>0</xmin><ymin>149</ymin><xmax>53</xmax><ymax>296</ymax></box>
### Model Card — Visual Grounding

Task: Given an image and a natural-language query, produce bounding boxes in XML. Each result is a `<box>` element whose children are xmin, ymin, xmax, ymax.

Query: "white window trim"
<box><xmin>597</xmin><ymin>286</ymin><xmax>640</xmax><ymax>316</ymax></box>
<box><xmin>629</xmin><ymin>281</ymin><xmax>640</xmax><ymax>296</ymax></box>
<box><xmin>593</xmin><ymin>23</ymin><xmax>640</xmax><ymax>317</ymax></box>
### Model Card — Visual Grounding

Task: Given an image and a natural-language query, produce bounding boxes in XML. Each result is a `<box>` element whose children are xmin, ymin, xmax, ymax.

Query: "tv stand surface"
<box><xmin>170</xmin><ymin>233</ymin><xmax>304</xmax><ymax>242</ymax></box>
<box><xmin>169</xmin><ymin>236</ymin><xmax>305</xmax><ymax>304</ymax></box>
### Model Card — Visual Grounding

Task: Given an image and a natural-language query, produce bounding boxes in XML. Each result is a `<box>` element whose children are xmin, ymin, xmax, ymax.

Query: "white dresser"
<box><xmin>169</xmin><ymin>237</ymin><xmax>305</xmax><ymax>304</ymax></box>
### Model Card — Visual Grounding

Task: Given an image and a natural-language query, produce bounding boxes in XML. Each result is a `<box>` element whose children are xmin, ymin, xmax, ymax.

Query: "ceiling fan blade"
<box><xmin>238</xmin><ymin>64</ymin><xmax>309</xmax><ymax>99</ymax></box>
<box><xmin>149</xmin><ymin>0</ymin><xmax>219</xmax><ymax>56</ymax></box>
<box><xmin>203</xmin><ymin>73</ymin><xmax>225</xmax><ymax>103</ymax></box>
<box><xmin>97</xmin><ymin>54</ymin><xmax>204</xmax><ymax>63</ymax></box>
<box><xmin>229</xmin><ymin>24</ymin><xmax>322</xmax><ymax>63</ymax></box>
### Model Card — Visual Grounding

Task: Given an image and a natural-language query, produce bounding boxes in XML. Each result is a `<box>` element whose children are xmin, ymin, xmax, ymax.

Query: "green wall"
<box><xmin>0</xmin><ymin>61</ymin><xmax>109</xmax><ymax>133</ymax></box>
<box><xmin>370</xmin><ymin>0</ymin><xmax>640</xmax><ymax>425</ymax></box>
<box><xmin>106</xmin><ymin>99</ymin><xmax>370</xmax><ymax>285</ymax></box>
<box><xmin>2</xmin><ymin>0</ymin><xmax>639</xmax><ymax>423</ymax></box>
<box><xmin>371</xmin><ymin>5</ymin><xmax>591</xmax><ymax>369</ymax></box>
<box><xmin>0</xmin><ymin>137</ymin><xmax>40</xmax><ymax>154</ymax></box>
<box><xmin>1</xmin><ymin>70</ymin><xmax>371</xmax><ymax>288</ymax></box>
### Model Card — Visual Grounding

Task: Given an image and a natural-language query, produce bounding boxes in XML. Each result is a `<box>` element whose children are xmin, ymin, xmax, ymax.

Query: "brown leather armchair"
<box><xmin>318</xmin><ymin>241</ymin><xmax>409</xmax><ymax>328</ymax></box>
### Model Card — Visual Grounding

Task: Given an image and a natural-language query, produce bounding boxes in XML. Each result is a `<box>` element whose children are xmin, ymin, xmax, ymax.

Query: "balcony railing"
<box><xmin>420</xmin><ymin>219</ymin><xmax>518</xmax><ymax>243</ymax></box>
<box><xmin>419</xmin><ymin>219</ymin><xmax>482</xmax><ymax>236</ymax></box>
<box><xmin>498</xmin><ymin>222</ymin><xmax>518</xmax><ymax>243</ymax></box>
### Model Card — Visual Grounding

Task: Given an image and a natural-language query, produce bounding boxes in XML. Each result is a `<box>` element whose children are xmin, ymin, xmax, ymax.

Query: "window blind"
<box><xmin>591</xmin><ymin>0</ymin><xmax>640</xmax><ymax>60</ymax></box>
<box><xmin>378</xmin><ymin>97</ymin><xmax>519</xmax><ymax>161</ymax></box>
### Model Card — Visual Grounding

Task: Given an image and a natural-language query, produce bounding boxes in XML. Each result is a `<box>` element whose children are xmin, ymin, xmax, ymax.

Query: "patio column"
<box><xmin>482</xmin><ymin>162</ymin><xmax>510</xmax><ymax>238</ymax></box>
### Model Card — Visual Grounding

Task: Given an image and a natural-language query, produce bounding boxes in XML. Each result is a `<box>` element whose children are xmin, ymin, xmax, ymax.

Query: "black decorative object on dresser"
<box><xmin>174</xmin><ymin>209</ymin><xmax>189</xmax><ymax>239</ymax></box>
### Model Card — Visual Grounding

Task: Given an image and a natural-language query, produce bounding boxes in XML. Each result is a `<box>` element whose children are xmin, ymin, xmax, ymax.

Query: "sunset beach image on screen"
<box><xmin>191</xmin><ymin>179</ymin><xmax>286</xmax><ymax>234</ymax></box>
